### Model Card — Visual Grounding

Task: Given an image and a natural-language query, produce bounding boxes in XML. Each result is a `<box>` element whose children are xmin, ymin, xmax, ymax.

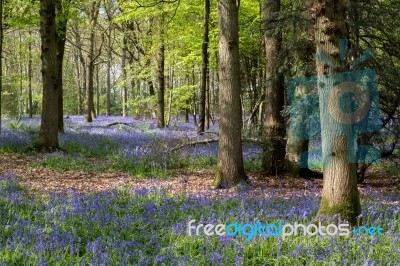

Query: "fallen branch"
<box><xmin>106</xmin><ymin>122</ymin><xmax>135</xmax><ymax>127</ymax></box>
<box><xmin>171</xmin><ymin>137</ymin><xmax>264</xmax><ymax>152</ymax></box>
<box><xmin>246</xmin><ymin>93</ymin><xmax>265</xmax><ymax>125</ymax></box>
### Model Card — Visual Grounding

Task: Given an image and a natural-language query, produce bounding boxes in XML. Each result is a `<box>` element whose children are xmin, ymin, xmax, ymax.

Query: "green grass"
<box><xmin>30</xmin><ymin>156</ymin><xmax>173</xmax><ymax>179</ymax></box>
<box><xmin>374</xmin><ymin>164</ymin><xmax>400</xmax><ymax>175</ymax></box>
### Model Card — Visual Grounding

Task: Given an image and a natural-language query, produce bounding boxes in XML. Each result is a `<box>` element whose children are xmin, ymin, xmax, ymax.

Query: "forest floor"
<box><xmin>1</xmin><ymin>154</ymin><xmax>398</xmax><ymax>198</ymax></box>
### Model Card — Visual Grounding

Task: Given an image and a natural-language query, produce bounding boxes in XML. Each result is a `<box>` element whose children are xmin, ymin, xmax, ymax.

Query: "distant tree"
<box><xmin>85</xmin><ymin>0</ymin><xmax>101</xmax><ymax>123</ymax></box>
<box><xmin>213</xmin><ymin>0</ymin><xmax>248</xmax><ymax>188</ymax></box>
<box><xmin>38</xmin><ymin>0</ymin><xmax>59</xmax><ymax>151</ymax></box>
<box><xmin>314</xmin><ymin>0</ymin><xmax>361</xmax><ymax>225</ymax></box>
<box><xmin>156</xmin><ymin>18</ymin><xmax>165</xmax><ymax>128</ymax></box>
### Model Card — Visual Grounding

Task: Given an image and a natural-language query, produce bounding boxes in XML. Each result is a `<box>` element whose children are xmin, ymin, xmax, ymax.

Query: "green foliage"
<box><xmin>375</xmin><ymin>164</ymin><xmax>400</xmax><ymax>176</ymax></box>
<box><xmin>6</xmin><ymin>121</ymin><xmax>39</xmax><ymax>135</ymax></box>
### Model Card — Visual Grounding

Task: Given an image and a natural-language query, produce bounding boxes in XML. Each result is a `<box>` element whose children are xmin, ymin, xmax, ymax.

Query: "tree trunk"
<box><xmin>106</xmin><ymin>25</ymin><xmax>112</xmax><ymax>115</ymax></box>
<box><xmin>28</xmin><ymin>30</ymin><xmax>33</xmax><ymax>118</ymax></box>
<box><xmin>192</xmin><ymin>69</ymin><xmax>197</xmax><ymax>125</ymax></box>
<box><xmin>185</xmin><ymin>74</ymin><xmax>190</xmax><ymax>123</ymax></box>
<box><xmin>205</xmin><ymin>66</ymin><xmax>210</xmax><ymax>129</ymax></box>
<box><xmin>0</xmin><ymin>0</ymin><xmax>3</xmax><ymax>133</ymax></box>
<box><xmin>214</xmin><ymin>0</ymin><xmax>248</xmax><ymax>189</ymax></box>
<box><xmin>74</xmin><ymin>48</ymin><xmax>82</xmax><ymax>115</ymax></box>
<box><xmin>18</xmin><ymin>30</ymin><xmax>23</xmax><ymax>121</ymax></box>
<box><xmin>122</xmin><ymin>35</ymin><xmax>128</xmax><ymax>117</ymax></box>
<box><xmin>96</xmin><ymin>63</ymin><xmax>100</xmax><ymax>116</ymax></box>
<box><xmin>262</xmin><ymin>0</ymin><xmax>286</xmax><ymax>175</ymax></box>
<box><xmin>314</xmin><ymin>0</ymin><xmax>361</xmax><ymax>225</ymax></box>
<box><xmin>55</xmin><ymin>0</ymin><xmax>67</xmax><ymax>132</ymax></box>
<box><xmin>156</xmin><ymin>37</ymin><xmax>165</xmax><ymax>128</ymax></box>
<box><xmin>285</xmin><ymin>39</ymin><xmax>316</xmax><ymax>177</ymax></box>
<box><xmin>85</xmin><ymin>0</ymin><xmax>100</xmax><ymax>123</ymax></box>
<box><xmin>39</xmin><ymin>0</ymin><xmax>59</xmax><ymax>152</ymax></box>
<box><xmin>199</xmin><ymin>0</ymin><xmax>210</xmax><ymax>133</ymax></box>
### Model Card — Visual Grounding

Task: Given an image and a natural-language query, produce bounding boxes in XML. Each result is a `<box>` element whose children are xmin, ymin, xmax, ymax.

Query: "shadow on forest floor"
<box><xmin>0</xmin><ymin>154</ymin><xmax>398</xmax><ymax>198</ymax></box>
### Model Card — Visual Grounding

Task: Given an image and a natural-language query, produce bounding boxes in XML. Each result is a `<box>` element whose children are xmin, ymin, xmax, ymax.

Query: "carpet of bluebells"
<box><xmin>0</xmin><ymin>175</ymin><xmax>399</xmax><ymax>265</ymax></box>
<box><xmin>0</xmin><ymin>116</ymin><xmax>399</xmax><ymax>265</ymax></box>
<box><xmin>0</xmin><ymin>116</ymin><xmax>262</xmax><ymax>176</ymax></box>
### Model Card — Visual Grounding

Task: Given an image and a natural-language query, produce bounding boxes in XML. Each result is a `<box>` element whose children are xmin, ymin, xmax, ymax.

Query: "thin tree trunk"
<box><xmin>122</xmin><ymin>35</ymin><xmax>128</xmax><ymax>117</ymax></box>
<box><xmin>214</xmin><ymin>0</ymin><xmax>248</xmax><ymax>189</ymax></box>
<box><xmin>106</xmin><ymin>25</ymin><xmax>112</xmax><ymax>115</ymax></box>
<box><xmin>185</xmin><ymin>74</ymin><xmax>190</xmax><ymax>122</ymax></box>
<box><xmin>0</xmin><ymin>0</ymin><xmax>3</xmax><ymax>133</ymax></box>
<box><xmin>96</xmin><ymin>63</ymin><xmax>100</xmax><ymax>116</ymax></box>
<box><xmin>74</xmin><ymin>48</ymin><xmax>82</xmax><ymax>115</ymax></box>
<box><xmin>18</xmin><ymin>29</ymin><xmax>23</xmax><ymax>121</ymax></box>
<box><xmin>262</xmin><ymin>0</ymin><xmax>286</xmax><ymax>175</ymax></box>
<box><xmin>85</xmin><ymin>0</ymin><xmax>100</xmax><ymax>123</ymax></box>
<box><xmin>55</xmin><ymin>0</ymin><xmax>68</xmax><ymax>132</ymax></box>
<box><xmin>314</xmin><ymin>0</ymin><xmax>361</xmax><ymax>225</ymax></box>
<box><xmin>199</xmin><ymin>0</ymin><xmax>210</xmax><ymax>133</ymax></box>
<box><xmin>205</xmin><ymin>66</ymin><xmax>210</xmax><ymax>129</ymax></box>
<box><xmin>156</xmin><ymin>28</ymin><xmax>165</xmax><ymax>128</ymax></box>
<box><xmin>166</xmin><ymin>67</ymin><xmax>174</xmax><ymax>126</ymax></box>
<box><xmin>28</xmin><ymin>30</ymin><xmax>33</xmax><ymax>118</ymax></box>
<box><xmin>39</xmin><ymin>0</ymin><xmax>59</xmax><ymax>151</ymax></box>
<box><xmin>192</xmin><ymin>68</ymin><xmax>197</xmax><ymax>125</ymax></box>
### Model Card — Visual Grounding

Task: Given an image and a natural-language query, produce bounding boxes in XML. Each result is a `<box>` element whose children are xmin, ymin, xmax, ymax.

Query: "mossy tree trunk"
<box><xmin>314</xmin><ymin>0</ymin><xmax>361</xmax><ymax>225</ymax></box>
<box><xmin>262</xmin><ymin>0</ymin><xmax>286</xmax><ymax>175</ymax></box>
<box><xmin>213</xmin><ymin>0</ymin><xmax>248</xmax><ymax>189</ymax></box>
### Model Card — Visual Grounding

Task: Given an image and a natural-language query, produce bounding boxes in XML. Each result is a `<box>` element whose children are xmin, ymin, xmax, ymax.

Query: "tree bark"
<box><xmin>85</xmin><ymin>0</ymin><xmax>101</xmax><ymax>123</ymax></box>
<box><xmin>0</xmin><ymin>0</ymin><xmax>3</xmax><ymax>133</ymax></box>
<box><xmin>122</xmin><ymin>35</ymin><xmax>128</xmax><ymax>117</ymax></box>
<box><xmin>55</xmin><ymin>0</ymin><xmax>68</xmax><ymax>132</ymax></box>
<box><xmin>214</xmin><ymin>0</ymin><xmax>248</xmax><ymax>189</ymax></box>
<box><xmin>106</xmin><ymin>25</ymin><xmax>112</xmax><ymax>115</ymax></box>
<box><xmin>156</xmin><ymin>31</ymin><xmax>165</xmax><ymax>128</ymax></box>
<box><xmin>73</xmin><ymin>48</ymin><xmax>82</xmax><ymax>115</ymax></box>
<box><xmin>39</xmin><ymin>0</ymin><xmax>59</xmax><ymax>151</ymax></box>
<box><xmin>199</xmin><ymin>0</ymin><xmax>210</xmax><ymax>133</ymax></box>
<box><xmin>28</xmin><ymin>30</ymin><xmax>33</xmax><ymax>118</ymax></box>
<box><xmin>314</xmin><ymin>0</ymin><xmax>361</xmax><ymax>225</ymax></box>
<box><xmin>262</xmin><ymin>0</ymin><xmax>286</xmax><ymax>175</ymax></box>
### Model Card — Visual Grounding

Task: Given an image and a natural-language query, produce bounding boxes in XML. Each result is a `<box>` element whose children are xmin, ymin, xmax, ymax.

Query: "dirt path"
<box><xmin>0</xmin><ymin>154</ymin><xmax>398</xmax><ymax>198</ymax></box>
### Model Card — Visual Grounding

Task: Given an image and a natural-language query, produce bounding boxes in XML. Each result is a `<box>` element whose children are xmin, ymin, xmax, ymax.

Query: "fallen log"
<box><xmin>171</xmin><ymin>137</ymin><xmax>264</xmax><ymax>152</ymax></box>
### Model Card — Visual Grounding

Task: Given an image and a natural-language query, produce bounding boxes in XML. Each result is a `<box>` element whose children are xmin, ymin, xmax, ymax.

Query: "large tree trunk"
<box><xmin>314</xmin><ymin>0</ymin><xmax>361</xmax><ymax>225</ymax></box>
<box><xmin>55</xmin><ymin>0</ymin><xmax>67</xmax><ymax>132</ymax></box>
<box><xmin>213</xmin><ymin>0</ymin><xmax>248</xmax><ymax>189</ymax></box>
<box><xmin>285</xmin><ymin>39</ymin><xmax>319</xmax><ymax>178</ymax></box>
<box><xmin>262</xmin><ymin>0</ymin><xmax>286</xmax><ymax>175</ymax></box>
<box><xmin>198</xmin><ymin>0</ymin><xmax>210</xmax><ymax>133</ymax></box>
<box><xmin>39</xmin><ymin>0</ymin><xmax>59</xmax><ymax>152</ymax></box>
